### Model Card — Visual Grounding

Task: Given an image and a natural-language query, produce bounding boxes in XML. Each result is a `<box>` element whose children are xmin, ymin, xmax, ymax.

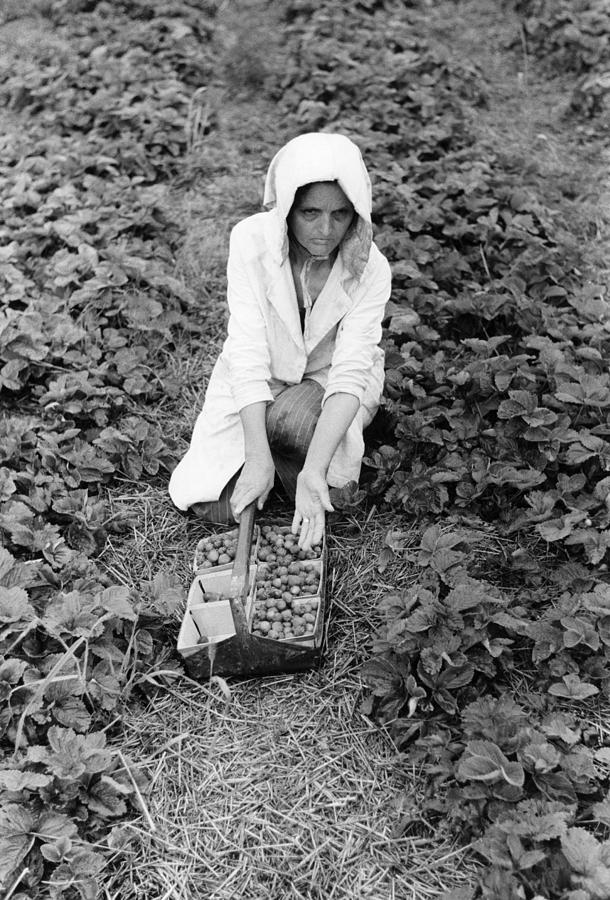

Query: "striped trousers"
<box><xmin>190</xmin><ymin>379</ymin><xmax>324</xmax><ymax>524</ymax></box>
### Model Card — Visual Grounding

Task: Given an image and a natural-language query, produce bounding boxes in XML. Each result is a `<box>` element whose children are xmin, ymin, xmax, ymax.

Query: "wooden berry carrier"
<box><xmin>177</xmin><ymin>504</ymin><xmax>327</xmax><ymax>678</ymax></box>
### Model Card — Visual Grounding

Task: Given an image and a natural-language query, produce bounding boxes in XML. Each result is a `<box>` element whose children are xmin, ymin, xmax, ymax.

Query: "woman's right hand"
<box><xmin>230</xmin><ymin>452</ymin><xmax>276</xmax><ymax>521</ymax></box>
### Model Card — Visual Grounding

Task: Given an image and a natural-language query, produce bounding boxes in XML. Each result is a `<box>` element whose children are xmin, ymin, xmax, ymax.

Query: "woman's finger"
<box><xmin>311</xmin><ymin>515</ymin><xmax>325</xmax><ymax>548</ymax></box>
<box><xmin>291</xmin><ymin>508</ymin><xmax>302</xmax><ymax>535</ymax></box>
<box><xmin>298</xmin><ymin>519</ymin><xmax>312</xmax><ymax>550</ymax></box>
<box><xmin>231</xmin><ymin>485</ymin><xmax>258</xmax><ymax>519</ymax></box>
<box><xmin>298</xmin><ymin>511</ymin><xmax>323</xmax><ymax>551</ymax></box>
<box><xmin>291</xmin><ymin>506</ymin><xmax>316</xmax><ymax>532</ymax></box>
<box><xmin>302</xmin><ymin>522</ymin><xmax>320</xmax><ymax>552</ymax></box>
<box><xmin>293</xmin><ymin>509</ymin><xmax>311</xmax><ymax>545</ymax></box>
<box><xmin>257</xmin><ymin>486</ymin><xmax>272</xmax><ymax>510</ymax></box>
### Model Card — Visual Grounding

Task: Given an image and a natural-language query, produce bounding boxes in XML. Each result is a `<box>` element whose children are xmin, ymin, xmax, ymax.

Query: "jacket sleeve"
<box><xmin>323</xmin><ymin>250</ymin><xmax>391</xmax><ymax>404</ymax></box>
<box><xmin>223</xmin><ymin>225</ymin><xmax>274</xmax><ymax>411</ymax></box>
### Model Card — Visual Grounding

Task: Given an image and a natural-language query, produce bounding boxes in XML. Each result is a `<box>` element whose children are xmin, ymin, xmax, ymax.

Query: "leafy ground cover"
<box><xmin>1</xmin><ymin>0</ymin><xmax>609</xmax><ymax>897</ymax></box>
<box><xmin>508</xmin><ymin>0</ymin><xmax>610</xmax><ymax>118</ymax></box>
<box><xmin>264</xmin><ymin>0</ymin><xmax>610</xmax><ymax>896</ymax></box>
<box><xmin>0</xmin><ymin>0</ymin><xmax>223</xmax><ymax>895</ymax></box>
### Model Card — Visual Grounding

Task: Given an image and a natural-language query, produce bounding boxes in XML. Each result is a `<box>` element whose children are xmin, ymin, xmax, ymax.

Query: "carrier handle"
<box><xmin>229</xmin><ymin>501</ymin><xmax>256</xmax><ymax>600</ymax></box>
<box><xmin>227</xmin><ymin>502</ymin><xmax>256</xmax><ymax>640</ymax></box>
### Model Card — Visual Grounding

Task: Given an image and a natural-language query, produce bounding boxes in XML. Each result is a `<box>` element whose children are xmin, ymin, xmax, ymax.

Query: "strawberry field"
<box><xmin>1</xmin><ymin>0</ymin><xmax>610</xmax><ymax>897</ymax></box>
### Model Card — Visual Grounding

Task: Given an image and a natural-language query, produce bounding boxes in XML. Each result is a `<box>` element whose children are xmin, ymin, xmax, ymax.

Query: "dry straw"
<box><xmin>95</xmin><ymin>44</ymin><xmax>481</xmax><ymax>896</ymax></box>
<box><xmin>101</xmin><ymin>497</ymin><xmax>478</xmax><ymax>900</ymax></box>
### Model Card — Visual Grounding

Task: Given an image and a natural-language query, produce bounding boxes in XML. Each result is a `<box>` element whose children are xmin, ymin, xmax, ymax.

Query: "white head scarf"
<box><xmin>262</xmin><ymin>132</ymin><xmax>374</xmax><ymax>281</ymax></box>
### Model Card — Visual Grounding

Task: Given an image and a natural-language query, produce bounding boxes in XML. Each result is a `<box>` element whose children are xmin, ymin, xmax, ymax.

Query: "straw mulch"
<box><xmin>100</xmin><ymin>493</ymin><xmax>477</xmax><ymax>900</ymax></box>
<box><xmin>96</xmin><ymin>0</ymin><xmax>610</xmax><ymax>894</ymax></box>
<box><xmin>96</xmin><ymin>12</ymin><xmax>481</xmax><ymax>892</ymax></box>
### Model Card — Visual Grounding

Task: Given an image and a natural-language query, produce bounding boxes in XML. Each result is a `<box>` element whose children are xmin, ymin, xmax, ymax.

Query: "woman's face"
<box><xmin>287</xmin><ymin>181</ymin><xmax>355</xmax><ymax>257</ymax></box>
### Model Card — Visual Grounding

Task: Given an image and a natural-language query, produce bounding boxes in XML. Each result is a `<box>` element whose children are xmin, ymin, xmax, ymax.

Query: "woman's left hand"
<box><xmin>292</xmin><ymin>467</ymin><xmax>334</xmax><ymax>551</ymax></box>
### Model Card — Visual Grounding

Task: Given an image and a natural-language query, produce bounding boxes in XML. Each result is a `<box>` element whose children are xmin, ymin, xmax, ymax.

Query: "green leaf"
<box><xmin>416</xmin><ymin>526</ymin><xmax>467</xmax><ymax>573</ymax></box>
<box><xmin>87</xmin><ymin>776</ymin><xmax>129</xmax><ymax>818</ymax></box>
<box><xmin>548</xmin><ymin>674</ymin><xmax>599</xmax><ymax>700</ymax></box>
<box><xmin>555</xmin><ymin>374</ymin><xmax>610</xmax><ymax>408</ymax></box>
<box><xmin>0</xmin><ymin>547</ymin><xmax>17</xmax><ymax>582</ymax></box>
<box><xmin>537</xmin><ymin>511</ymin><xmax>588</xmax><ymax>542</ymax></box>
<box><xmin>0</xmin><ymin>803</ymin><xmax>35</xmax><ymax>886</ymax></box>
<box><xmin>403</xmin><ymin>605</ymin><xmax>440</xmax><ymax>633</ymax></box>
<box><xmin>541</xmin><ymin>714</ymin><xmax>581</xmax><ymax>746</ymax></box>
<box><xmin>36</xmin><ymin>810</ymin><xmax>78</xmax><ymax>842</ymax></box>
<box><xmin>562</xmin><ymin>827</ymin><xmax>601</xmax><ymax>874</ymax></box>
<box><xmin>41</xmin><ymin>535</ymin><xmax>75</xmax><ymax>570</ymax></box>
<box><xmin>384</xmin><ymin>528</ymin><xmax>413</xmax><ymax>552</ymax></box>
<box><xmin>48</xmin><ymin>847</ymin><xmax>106</xmax><ymax>900</ymax></box>
<box><xmin>500</xmin><ymin>798</ymin><xmax>573</xmax><ymax>842</ymax></box>
<box><xmin>591</xmin><ymin>797</ymin><xmax>610</xmax><ymax>826</ymax></box>
<box><xmin>0</xmin><ymin>466</ymin><xmax>16</xmax><ymax>501</ymax></box>
<box><xmin>568</xmin><ymin>528</ymin><xmax>610</xmax><ymax>566</ymax></box>
<box><xmin>42</xmin><ymin>593</ymin><xmax>102</xmax><ymax>638</ymax></box>
<box><xmin>44</xmin><ymin>726</ymin><xmax>112</xmax><ymax>779</ymax></box>
<box><xmin>87</xmin><ymin>665</ymin><xmax>123</xmax><ymax>711</ymax></box>
<box><xmin>376</xmin><ymin>546</ymin><xmax>394</xmax><ymax>573</ymax></box>
<box><xmin>595</xmin><ymin>748</ymin><xmax>610</xmax><ymax>765</ymax></box>
<box><xmin>457</xmin><ymin>740</ymin><xmax>525</xmax><ymax>787</ymax></box>
<box><xmin>560</xmin><ymin>616</ymin><xmax>600</xmax><ymax>651</ymax></box>
<box><xmin>106</xmin><ymin>825</ymin><xmax>135</xmax><ymax>851</ymax></box>
<box><xmin>520</xmin><ymin>739</ymin><xmax>562</xmax><ymax>774</ymax></box>
<box><xmin>444</xmin><ymin>578</ymin><xmax>495</xmax><ymax>611</ymax></box>
<box><xmin>0</xmin><ymin>657</ymin><xmax>28</xmax><ymax>686</ymax></box>
<box><xmin>519</xmin><ymin>848</ymin><xmax>548</xmax><ymax>868</ymax></box>
<box><xmin>361</xmin><ymin>656</ymin><xmax>405</xmax><ymax>697</ymax></box>
<box><xmin>497</xmin><ymin>390</ymin><xmax>537</xmax><ymax>419</ymax></box>
<box><xmin>0</xmin><ymin>585</ymin><xmax>36</xmax><ymax>623</ymax></box>
<box><xmin>534</xmin><ymin>771</ymin><xmax>578</xmax><ymax>804</ymax></box>
<box><xmin>40</xmin><ymin>835</ymin><xmax>72</xmax><ymax>863</ymax></box>
<box><xmin>486</xmin><ymin>463</ymin><xmax>546</xmax><ymax>489</ymax></box>
<box><xmin>96</xmin><ymin>584</ymin><xmax>136</xmax><ymax>620</ymax></box>
<box><xmin>0</xmin><ymin>769</ymin><xmax>52</xmax><ymax>792</ymax></box>
<box><xmin>563</xmin><ymin>434</ymin><xmax>610</xmax><ymax>467</ymax></box>
<box><xmin>52</xmin><ymin>696</ymin><xmax>92</xmax><ymax>732</ymax></box>
<box><xmin>594</xmin><ymin>477</ymin><xmax>610</xmax><ymax>503</ymax></box>
<box><xmin>419</xmin><ymin>526</ymin><xmax>464</xmax><ymax>554</ymax></box>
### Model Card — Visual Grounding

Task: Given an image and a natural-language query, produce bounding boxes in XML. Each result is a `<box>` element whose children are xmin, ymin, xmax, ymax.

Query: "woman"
<box><xmin>168</xmin><ymin>132</ymin><xmax>391</xmax><ymax>550</ymax></box>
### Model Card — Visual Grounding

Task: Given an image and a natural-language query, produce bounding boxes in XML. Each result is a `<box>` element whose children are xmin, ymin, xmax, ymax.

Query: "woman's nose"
<box><xmin>319</xmin><ymin>215</ymin><xmax>332</xmax><ymax>235</ymax></box>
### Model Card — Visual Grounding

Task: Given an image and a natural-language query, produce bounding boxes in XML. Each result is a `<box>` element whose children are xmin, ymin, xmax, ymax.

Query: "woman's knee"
<box><xmin>266</xmin><ymin>380</ymin><xmax>323</xmax><ymax>455</ymax></box>
<box><xmin>189</xmin><ymin>500</ymin><xmax>233</xmax><ymax>525</ymax></box>
<box><xmin>188</xmin><ymin>470</ymin><xmax>240</xmax><ymax>525</ymax></box>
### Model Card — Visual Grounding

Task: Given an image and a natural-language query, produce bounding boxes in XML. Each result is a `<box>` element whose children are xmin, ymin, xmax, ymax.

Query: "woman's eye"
<box><xmin>300</xmin><ymin>209</ymin><xmax>318</xmax><ymax>220</ymax></box>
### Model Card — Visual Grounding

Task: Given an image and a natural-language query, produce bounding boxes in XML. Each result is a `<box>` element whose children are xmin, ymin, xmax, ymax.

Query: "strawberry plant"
<box><xmin>0</xmin><ymin>543</ymin><xmax>185</xmax><ymax>897</ymax></box>
<box><xmin>362</xmin><ymin>531</ymin><xmax>610</xmax><ymax>897</ymax></box>
<box><xmin>511</xmin><ymin>0</ymin><xmax>610</xmax><ymax>74</ymax></box>
<box><xmin>1</xmin><ymin>0</ymin><xmax>608</xmax><ymax>893</ymax></box>
<box><xmin>271</xmin><ymin>0</ymin><xmax>610</xmax><ymax>895</ymax></box>
<box><xmin>0</xmin><ymin>0</ymin><xmax>219</xmax><ymax>893</ymax></box>
<box><xmin>508</xmin><ymin>0</ymin><xmax>610</xmax><ymax>117</ymax></box>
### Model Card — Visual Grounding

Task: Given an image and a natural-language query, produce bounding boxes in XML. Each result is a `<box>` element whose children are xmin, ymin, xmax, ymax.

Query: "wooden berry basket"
<box><xmin>177</xmin><ymin>504</ymin><xmax>327</xmax><ymax>679</ymax></box>
<box><xmin>192</xmin><ymin>524</ymin><xmax>260</xmax><ymax>574</ymax></box>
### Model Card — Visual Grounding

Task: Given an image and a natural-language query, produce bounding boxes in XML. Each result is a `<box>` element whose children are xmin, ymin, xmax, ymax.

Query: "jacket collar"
<box><xmin>261</xmin><ymin>241</ymin><xmax>355</xmax><ymax>351</ymax></box>
<box><xmin>304</xmin><ymin>259</ymin><xmax>353</xmax><ymax>352</ymax></box>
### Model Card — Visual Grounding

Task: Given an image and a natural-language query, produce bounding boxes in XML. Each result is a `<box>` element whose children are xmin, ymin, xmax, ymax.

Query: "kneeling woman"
<box><xmin>168</xmin><ymin>132</ymin><xmax>392</xmax><ymax>550</ymax></box>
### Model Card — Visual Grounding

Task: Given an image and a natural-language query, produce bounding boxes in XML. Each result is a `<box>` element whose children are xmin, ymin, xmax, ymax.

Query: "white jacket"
<box><xmin>169</xmin><ymin>133</ymin><xmax>392</xmax><ymax>510</ymax></box>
